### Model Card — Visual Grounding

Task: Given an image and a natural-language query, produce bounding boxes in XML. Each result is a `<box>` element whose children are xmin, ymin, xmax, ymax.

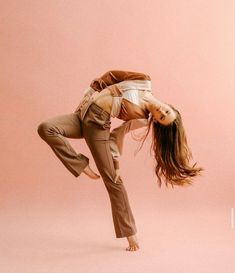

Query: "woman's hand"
<box><xmin>75</xmin><ymin>87</ymin><xmax>95</xmax><ymax>113</ymax></box>
<box><xmin>76</xmin><ymin>93</ymin><xmax>92</xmax><ymax>111</ymax></box>
<box><xmin>114</xmin><ymin>168</ymin><xmax>121</xmax><ymax>183</ymax></box>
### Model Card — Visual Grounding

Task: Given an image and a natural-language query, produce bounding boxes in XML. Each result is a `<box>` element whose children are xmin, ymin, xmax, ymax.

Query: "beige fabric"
<box><xmin>111</xmin><ymin>96</ymin><xmax>122</xmax><ymax>118</ymax></box>
<box><xmin>116</xmin><ymin>79</ymin><xmax>151</xmax><ymax>91</ymax></box>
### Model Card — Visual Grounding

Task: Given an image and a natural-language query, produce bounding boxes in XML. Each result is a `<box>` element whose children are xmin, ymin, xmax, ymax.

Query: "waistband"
<box><xmin>89</xmin><ymin>102</ymin><xmax>110</xmax><ymax>119</ymax></box>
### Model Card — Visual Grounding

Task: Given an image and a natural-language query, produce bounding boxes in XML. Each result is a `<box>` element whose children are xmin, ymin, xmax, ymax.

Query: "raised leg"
<box><xmin>37</xmin><ymin>113</ymin><xmax>89</xmax><ymax>177</ymax></box>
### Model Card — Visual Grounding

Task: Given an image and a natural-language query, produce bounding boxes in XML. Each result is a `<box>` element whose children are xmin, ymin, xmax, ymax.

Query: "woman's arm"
<box><xmin>110</xmin><ymin>118</ymin><xmax>149</xmax><ymax>169</ymax></box>
<box><xmin>89</xmin><ymin>70</ymin><xmax>151</xmax><ymax>94</ymax></box>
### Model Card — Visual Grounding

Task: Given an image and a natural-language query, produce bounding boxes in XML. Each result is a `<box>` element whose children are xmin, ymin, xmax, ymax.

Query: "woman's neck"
<box><xmin>142</xmin><ymin>92</ymin><xmax>162</xmax><ymax>112</ymax></box>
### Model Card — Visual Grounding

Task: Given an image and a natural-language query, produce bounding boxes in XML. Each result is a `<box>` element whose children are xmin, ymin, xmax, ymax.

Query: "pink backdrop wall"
<box><xmin>1</xmin><ymin>1</ymin><xmax>234</xmax><ymax>272</ymax></box>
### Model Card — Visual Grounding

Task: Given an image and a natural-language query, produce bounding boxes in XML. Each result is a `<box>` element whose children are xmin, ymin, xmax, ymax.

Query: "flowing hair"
<box><xmin>133</xmin><ymin>104</ymin><xmax>204</xmax><ymax>188</ymax></box>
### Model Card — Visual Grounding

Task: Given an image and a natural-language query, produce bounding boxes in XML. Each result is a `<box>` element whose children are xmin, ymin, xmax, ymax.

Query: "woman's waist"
<box><xmin>92</xmin><ymin>98</ymin><xmax>113</xmax><ymax>115</ymax></box>
<box><xmin>89</xmin><ymin>101</ymin><xmax>111</xmax><ymax>119</ymax></box>
<box><xmin>74</xmin><ymin>92</ymin><xmax>112</xmax><ymax>120</ymax></box>
<box><xmin>75</xmin><ymin>91</ymin><xmax>148</xmax><ymax>121</ymax></box>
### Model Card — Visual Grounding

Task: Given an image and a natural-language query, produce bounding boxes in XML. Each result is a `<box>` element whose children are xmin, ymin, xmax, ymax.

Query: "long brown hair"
<box><xmin>133</xmin><ymin>104</ymin><xmax>204</xmax><ymax>188</ymax></box>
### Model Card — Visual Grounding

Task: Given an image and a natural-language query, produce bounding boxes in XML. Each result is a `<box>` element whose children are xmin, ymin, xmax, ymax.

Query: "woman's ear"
<box><xmin>152</xmin><ymin>116</ymin><xmax>158</xmax><ymax>123</ymax></box>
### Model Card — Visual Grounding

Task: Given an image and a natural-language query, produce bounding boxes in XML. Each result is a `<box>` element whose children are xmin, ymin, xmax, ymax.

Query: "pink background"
<box><xmin>1</xmin><ymin>0</ymin><xmax>234</xmax><ymax>272</ymax></box>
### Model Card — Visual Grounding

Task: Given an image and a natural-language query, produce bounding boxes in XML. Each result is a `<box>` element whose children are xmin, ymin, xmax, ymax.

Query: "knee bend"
<box><xmin>37</xmin><ymin>122</ymin><xmax>51</xmax><ymax>139</ymax></box>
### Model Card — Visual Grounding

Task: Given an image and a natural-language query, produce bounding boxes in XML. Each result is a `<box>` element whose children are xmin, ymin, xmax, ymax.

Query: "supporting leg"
<box><xmin>84</xmin><ymin>134</ymin><xmax>137</xmax><ymax>238</ymax></box>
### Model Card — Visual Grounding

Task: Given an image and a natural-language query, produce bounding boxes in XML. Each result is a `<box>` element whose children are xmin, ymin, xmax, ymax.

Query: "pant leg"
<box><xmin>37</xmin><ymin>113</ymin><xmax>89</xmax><ymax>177</ymax></box>
<box><xmin>82</xmin><ymin>103</ymin><xmax>137</xmax><ymax>238</ymax></box>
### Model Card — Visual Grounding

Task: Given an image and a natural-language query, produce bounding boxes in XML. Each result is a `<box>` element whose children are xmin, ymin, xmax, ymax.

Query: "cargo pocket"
<box><xmin>92</xmin><ymin>111</ymin><xmax>111</xmax><ymax>130</ymax></box>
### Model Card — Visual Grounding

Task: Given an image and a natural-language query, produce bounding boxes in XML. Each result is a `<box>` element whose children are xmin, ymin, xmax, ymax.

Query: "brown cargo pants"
<box><xmin>37</xmin><ymin>102</ymin><xmax>137</xmax><ymax>238</ymax></box>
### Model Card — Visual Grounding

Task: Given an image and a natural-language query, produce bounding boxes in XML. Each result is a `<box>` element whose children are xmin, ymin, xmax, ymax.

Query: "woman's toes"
<box><xmin>132</xmin><ymin>245</ymin><xmax>139</xmax><ymax>251</ymax></box>
<box><xmin>126</xmin><ymin>244</ymin><xmax>140</xmax><ymax>251</ymax></box>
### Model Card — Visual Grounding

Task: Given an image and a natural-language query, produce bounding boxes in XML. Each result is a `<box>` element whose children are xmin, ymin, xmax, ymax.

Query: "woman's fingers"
<box><xmin>114</xmin><ymin>169</ymin><xmax>121</xmax><ymax>183</ymax></box>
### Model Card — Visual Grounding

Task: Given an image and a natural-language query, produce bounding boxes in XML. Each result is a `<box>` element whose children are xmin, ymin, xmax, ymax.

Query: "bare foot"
<box><xmin>126</xmin><ymin>234</ymin><xmax>140</xmax><ymax>251</ymax></box>
<box><xmin>83</xmin><ymin>165</ymin><xmax>100</xmax><ymax>180</ymax></box>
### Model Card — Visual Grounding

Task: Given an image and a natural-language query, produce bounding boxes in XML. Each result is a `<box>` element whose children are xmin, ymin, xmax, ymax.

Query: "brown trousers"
<box><xmin>37</xmin><ymin>102</ymin><xmax>137</xmax><ymax>238</ymax></box>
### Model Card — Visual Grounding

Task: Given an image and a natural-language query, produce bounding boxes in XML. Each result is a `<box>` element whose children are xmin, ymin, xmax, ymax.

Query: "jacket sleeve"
<box><xmin>109</xmin><ymin>118</ymin><xmax>149</xmax><ymax>169</ymax></box>
<box><xmin>90</xmin><ymin>70</ymin><xmax>151</xmax><ymax>92</ymax></box>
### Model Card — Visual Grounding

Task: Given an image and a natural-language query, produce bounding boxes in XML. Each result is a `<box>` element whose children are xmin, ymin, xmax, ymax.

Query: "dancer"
<box><xmin>37</xmin><ymin>70</ymin><xmax>203</xmax><ymax>251</ymax></box>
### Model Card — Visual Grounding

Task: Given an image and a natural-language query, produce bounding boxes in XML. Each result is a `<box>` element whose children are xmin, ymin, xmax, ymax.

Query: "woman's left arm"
<box><xmin>110</xmin><ymin>118</ymin><xmax>149</xmax><ymax>169</ymax></box>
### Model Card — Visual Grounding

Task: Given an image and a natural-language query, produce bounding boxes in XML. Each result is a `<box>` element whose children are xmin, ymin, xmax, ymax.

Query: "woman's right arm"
<box><xmin>88</xmin><ymin>70</ymin><xmax>151</xmax><ymax>94</ymax></box>
<box><xmin>110</xmin><ymin>118</ymin><xmax>149</xmax><ymax>183</ymax></box>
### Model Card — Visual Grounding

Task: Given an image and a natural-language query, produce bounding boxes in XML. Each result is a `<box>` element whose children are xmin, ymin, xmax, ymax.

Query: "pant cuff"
<box><xmin>116</xmin><ymin>230</ymin><xmax>137</xmax><ymax>238</ymax></box>
<box><xmin>75</xmin><ymin>154</ymin><xmax>89</xmax><ymax>177</ymax></box>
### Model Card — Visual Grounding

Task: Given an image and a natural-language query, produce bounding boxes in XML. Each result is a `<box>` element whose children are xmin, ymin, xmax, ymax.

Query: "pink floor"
<box><xmin>1</xmin><ymin>203</ymin><xmax>234</xmax><ymax>273</ymax></box>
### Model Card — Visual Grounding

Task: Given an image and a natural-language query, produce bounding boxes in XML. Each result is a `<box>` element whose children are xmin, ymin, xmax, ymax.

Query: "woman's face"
<box><xmin>152</xmin><ymin>103</ymin><xmax>176</xmax><ymax>125</ymax></box>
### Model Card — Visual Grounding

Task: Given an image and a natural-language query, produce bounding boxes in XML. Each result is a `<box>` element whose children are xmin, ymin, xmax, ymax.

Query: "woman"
<box><xmin>37</xmin><ymin>70</ymin><xmax>203</xmax><ymax>252</ymax></box>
